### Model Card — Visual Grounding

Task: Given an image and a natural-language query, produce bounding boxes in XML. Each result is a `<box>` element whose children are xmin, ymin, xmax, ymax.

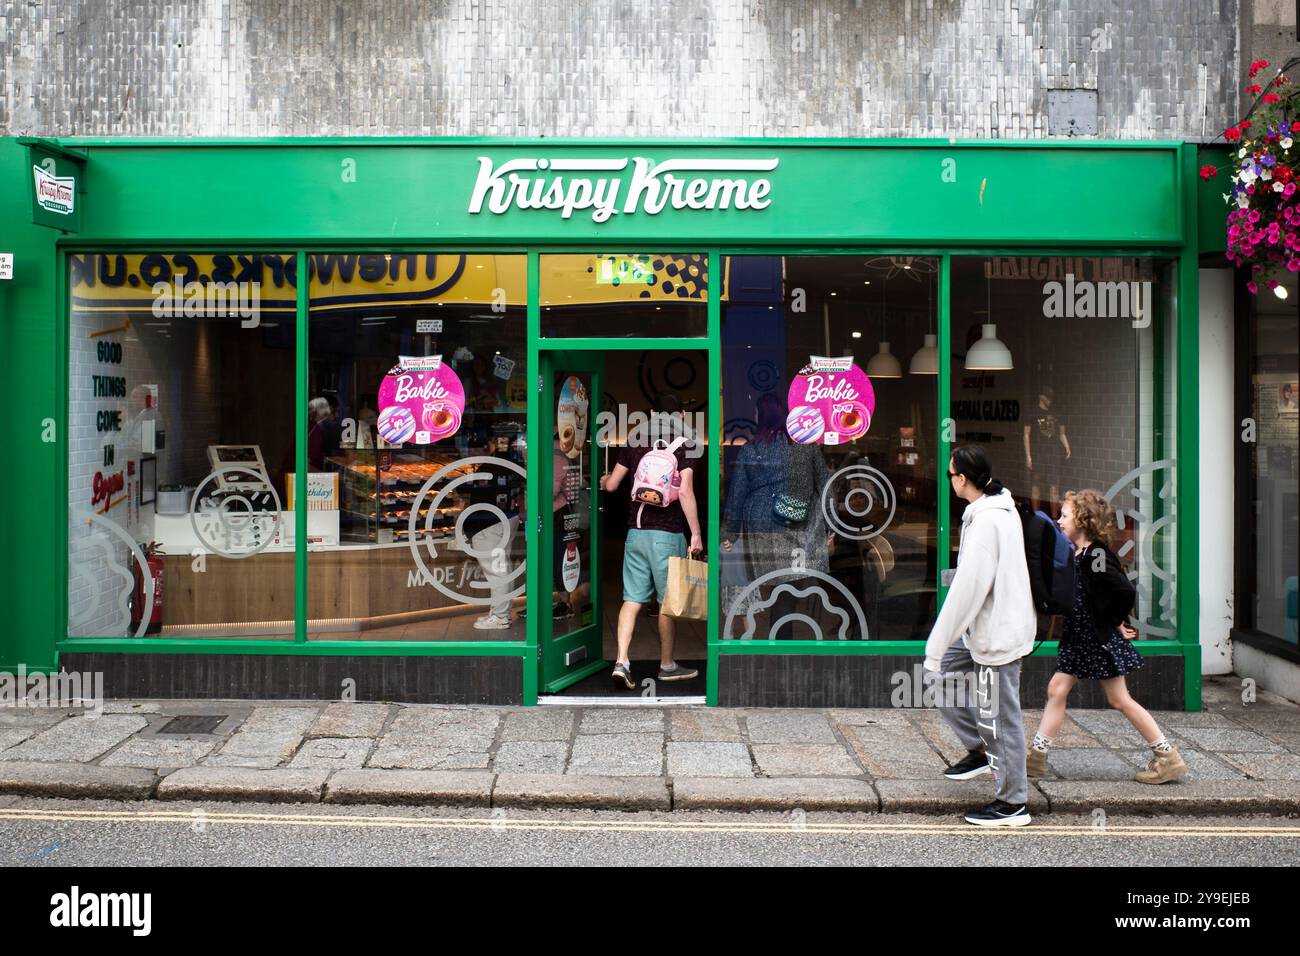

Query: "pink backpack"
<box><xmin>631</xmin><ymin>436</ymin><xmax>687</xmax><ymax>527</ymax></box>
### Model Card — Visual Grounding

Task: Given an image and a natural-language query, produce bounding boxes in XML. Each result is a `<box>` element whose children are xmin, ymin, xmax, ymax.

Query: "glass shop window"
<box><xmin>67</xmin><ymin>252</ymin><xmax>297</xmax><ymax>639</ymax></box>
<box><xmin>306</xmin><ymin>253</ymin><xmax>528</xmax><ymax>641</ymax></box>
<box><xmin>949</xmin><ymin>256</ymin><xmax>1178</xmax><ymax>641</ymax></box>
<box><xmin>719</xmin><ymin>255</ymin><xmax>940</xmax><ymax>641</ymax></box>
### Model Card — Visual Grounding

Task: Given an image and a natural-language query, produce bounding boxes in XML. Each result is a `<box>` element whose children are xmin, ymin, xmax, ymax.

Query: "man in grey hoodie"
<box><xmin>925</xmin><ymin>445</ymin><xmax>1037</xmax><ymax>827</ymax></box>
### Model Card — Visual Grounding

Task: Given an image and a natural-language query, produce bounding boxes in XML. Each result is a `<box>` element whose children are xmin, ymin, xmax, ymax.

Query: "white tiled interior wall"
<box><xmin>67</xmin><ymin>307</ymin><xmax>207</xmax><ymax>636</ymax></box>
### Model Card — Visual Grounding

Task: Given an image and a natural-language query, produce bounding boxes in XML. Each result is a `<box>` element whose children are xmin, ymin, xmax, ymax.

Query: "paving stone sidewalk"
<box><xmin>1</xmin><ymin>677</ymin><xmax>1298</xmax><ymax>815</ymax></box>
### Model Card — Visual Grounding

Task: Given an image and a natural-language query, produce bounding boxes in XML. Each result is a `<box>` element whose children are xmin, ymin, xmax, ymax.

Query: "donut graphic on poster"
<box><xmin>786</xmin><ymin>356</ymin><xmax>875</xmax><ymax>446</ymax></box>
<box><xmin>378</xmin><ymin>355</ymin><xmax>466</xmax><ymax>445</ymax></box>
<box><xmin>556</xmin><ymin>375</ymin><xmax>589</xmax><ymax>460</ymax></box>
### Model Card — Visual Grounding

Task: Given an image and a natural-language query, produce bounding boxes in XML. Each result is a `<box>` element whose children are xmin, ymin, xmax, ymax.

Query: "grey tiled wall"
<box><xmin>1</xmin><ymin>0</ymin><xmax>1241</xmax><ymax>139</ymax></box>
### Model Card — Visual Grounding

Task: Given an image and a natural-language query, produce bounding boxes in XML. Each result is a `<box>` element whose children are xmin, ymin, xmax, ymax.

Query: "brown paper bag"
<box><xmin>663</xmin><ymin>553</ymin><xmax>709</xmax><ymax>620</ymax></box>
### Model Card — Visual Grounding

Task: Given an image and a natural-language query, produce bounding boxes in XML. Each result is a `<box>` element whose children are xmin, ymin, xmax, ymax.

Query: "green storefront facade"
<box><xmin>0</xmin><ymin>137</ymin><xmax>1223</xmax><ymax>709</ymax></box>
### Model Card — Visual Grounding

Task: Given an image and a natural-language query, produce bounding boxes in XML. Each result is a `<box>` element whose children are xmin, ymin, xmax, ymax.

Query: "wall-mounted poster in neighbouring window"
<box><xmin>786</xmin><ymin>355</ymin><xmax>876</xmax><ymax>446</ymax></box>
<box><xmin>377</xmin><ymin>355</ymin><xmax>466</xmax><ymax>445</ymax></box>
<box><xmin>556</xmin><ymin>374</ymin><xmax>589</xmax><ymax>460</ymax></box>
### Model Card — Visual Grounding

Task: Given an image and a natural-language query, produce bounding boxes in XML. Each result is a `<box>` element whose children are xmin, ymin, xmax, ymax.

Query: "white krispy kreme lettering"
<box><xmin>467</xmin><ymin>156</ymin><xmax>777</xmax><ymax>221</ymax></box>
<box><xmin>623</xmin><ymin>157</ymin><xmax>776</xmax><ymax>214</ymax></box>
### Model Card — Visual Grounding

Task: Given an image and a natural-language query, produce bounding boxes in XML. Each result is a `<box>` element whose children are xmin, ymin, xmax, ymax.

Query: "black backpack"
<box><xmin>1017</xmin><ymin>501</ymin><xmax>1075</xmax><ymax>615</ymax></box>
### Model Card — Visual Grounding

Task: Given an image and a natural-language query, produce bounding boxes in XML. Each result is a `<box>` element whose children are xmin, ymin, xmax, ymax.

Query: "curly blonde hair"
<box><xmin>1063</xmin><ymin>489</ymin><xmax>1118</xmax><ymax>547</ymax></box>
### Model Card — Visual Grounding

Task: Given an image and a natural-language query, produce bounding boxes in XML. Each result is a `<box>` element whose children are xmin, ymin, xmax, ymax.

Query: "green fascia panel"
<box><xmin>45</xmin><ymin>139</ymin><xmax>1183</xmax><ymax>246</ymax></box>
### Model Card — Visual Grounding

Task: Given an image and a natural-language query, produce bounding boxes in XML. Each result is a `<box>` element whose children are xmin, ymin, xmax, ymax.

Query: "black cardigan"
<box><xmin>1078</xmin><ymin>543</ymin><xmax>1137</xmax><ymax>637</ymax></box>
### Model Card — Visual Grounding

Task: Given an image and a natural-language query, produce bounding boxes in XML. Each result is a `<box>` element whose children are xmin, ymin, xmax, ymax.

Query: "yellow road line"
<box><xmin>1</xmin><ymin>807</ymin><xmax>1298</xmax><ymax>837</ymax></box>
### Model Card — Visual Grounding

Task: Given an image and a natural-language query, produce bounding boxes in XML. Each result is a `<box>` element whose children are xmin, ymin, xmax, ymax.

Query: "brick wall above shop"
<box><xmin>1</xmin><ymin>0</ymin><xmax>1241</xmax><ymax>139</ymax></box>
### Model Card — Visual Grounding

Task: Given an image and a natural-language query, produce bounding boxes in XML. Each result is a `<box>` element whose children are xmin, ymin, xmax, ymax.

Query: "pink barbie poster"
<box><xmin>786</xmin><ymin>355</ymin><xmax>876</xmax><ymax>446</ymax></box>
<box><xmin>377</xmin><ymin>355</ymin><xmax>466</xmax><ymax>446</ymax></box>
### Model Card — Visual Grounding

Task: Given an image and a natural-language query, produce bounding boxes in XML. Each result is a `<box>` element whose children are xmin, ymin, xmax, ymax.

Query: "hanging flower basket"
<box><xmin>1201</xmin><ymin>58</ymin><xmax>1300</xmax><ymax>297</ymax></box>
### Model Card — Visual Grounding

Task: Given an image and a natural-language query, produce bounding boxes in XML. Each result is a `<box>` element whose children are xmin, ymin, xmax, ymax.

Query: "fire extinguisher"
<box><xmin>130</xmin><ymin>542</ymin><xmax>165</xmax><ymax>635</ymax></box>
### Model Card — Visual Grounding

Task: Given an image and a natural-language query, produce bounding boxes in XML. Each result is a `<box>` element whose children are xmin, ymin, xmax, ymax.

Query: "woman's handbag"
<box><xmin>771</xmin><ymin>445</ymin><xmax>814</xmax><ymax>527</ymax></box>
<box><xmin>772</xmin><ymin>493</ymin><xmax>809</xmax><ymax>526</ymax></box>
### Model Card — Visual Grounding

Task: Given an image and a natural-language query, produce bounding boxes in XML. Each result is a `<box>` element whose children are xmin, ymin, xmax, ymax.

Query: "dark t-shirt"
<box><xmin>618</xmin><ymin>440</ymin><xmax>695</xmax><ymax>534</ymax></box>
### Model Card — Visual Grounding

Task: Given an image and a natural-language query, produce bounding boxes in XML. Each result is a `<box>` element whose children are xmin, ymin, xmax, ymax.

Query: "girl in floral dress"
<box><xmin>1026</xmin><ymin>489</ymin><xmax>1187</xmax><ymax>785</ymax></box>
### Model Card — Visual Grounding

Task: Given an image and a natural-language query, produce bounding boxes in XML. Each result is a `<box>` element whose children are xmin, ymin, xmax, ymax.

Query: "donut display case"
<box><xmin>330</xmin><ymin>451</ymin><xmax>477</xmax><ymax>544</ymax></box>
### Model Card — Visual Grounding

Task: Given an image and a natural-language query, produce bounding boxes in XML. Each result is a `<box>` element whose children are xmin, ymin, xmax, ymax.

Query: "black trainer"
<box><xmin>963</xmin><ymin>800</ymin><xmax>1031</xmax><ymax>827</ymax></box>
<box><xmin>943</xmin><ymin>748</ymin><xmax>992</xmax><ymax>780</ymax></box>
<box><xmin>657</xmin><ymin>662</ymin><xmax>699</xmax><ymax>682</ymax></box>
<box><xmin>611</xmin><ymin>662</ymin><xmax>634</xmax><ymax>689</ymax></box>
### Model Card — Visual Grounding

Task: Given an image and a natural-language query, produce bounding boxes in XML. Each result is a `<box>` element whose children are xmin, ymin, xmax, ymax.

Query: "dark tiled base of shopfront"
<box><xmin>59</xmin><ymin>653</ymin><xmax>524</xmax><ymax>706</ymax></box>
<box><xmin>718</xmin><ymin>654</ymin><xmax>1187</xmax><ymax>711</ymax></box>
<box><xmin>63</xmin><ymin>651</ymin><xmax>1187</xmax><ymax>709</ymax></box>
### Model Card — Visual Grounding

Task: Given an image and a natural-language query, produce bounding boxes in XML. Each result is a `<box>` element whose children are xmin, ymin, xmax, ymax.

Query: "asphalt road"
<box><xmin>0</xmin><ymin>797</ymin><xmax>1297</xmax><ymax>867</ymax></box>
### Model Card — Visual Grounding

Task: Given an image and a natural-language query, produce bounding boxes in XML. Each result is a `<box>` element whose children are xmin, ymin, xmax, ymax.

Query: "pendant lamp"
<box><xmin>964</xmin><ymin>269</ymin><xmax>1013</xmax><ymax>371</ymax></box>
<box><xmin>909</xmin><ymin>278</ymin><xmax>939</xmax><ymax>375</ymax></box>
<box><xmin>866</xmin><ymin>277</ymin><xmax>902</xmax><ymax>378</ymax></box>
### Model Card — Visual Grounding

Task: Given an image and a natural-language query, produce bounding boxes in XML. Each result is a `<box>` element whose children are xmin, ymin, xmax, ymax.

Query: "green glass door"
<box><xmin>539</xmin><ymin>351</ymin><xmax>606</xmax><ymax>692</ymax></box>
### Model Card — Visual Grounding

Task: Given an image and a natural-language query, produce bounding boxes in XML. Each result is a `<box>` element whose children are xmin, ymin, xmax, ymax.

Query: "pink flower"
<box><xmin>1287</xmin><ymin>258</ymin><xmax>1300</xmax><ymax>272</ymax></box>
<box><xmin>1247</xmin><ymin>280</ymin><xmax>1259</xmax><ymax>293</ymax></box>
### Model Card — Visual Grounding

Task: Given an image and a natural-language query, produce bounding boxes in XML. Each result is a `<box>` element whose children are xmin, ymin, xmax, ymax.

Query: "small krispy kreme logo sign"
<box><xmin>468</xmin><ymin>156</ymin><xmax>778</xmax><ymax>222</ymax></box>
<box><xmin>33</xmin><ymin>165</ymin><xmax>75</xmax><ymax>215</ymax></box>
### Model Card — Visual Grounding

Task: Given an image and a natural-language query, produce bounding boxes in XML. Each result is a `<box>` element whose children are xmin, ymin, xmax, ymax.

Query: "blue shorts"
<box><xmin>622</xmin><ymin>528</ymin><xmax>686</xmax><ymax>603</ymax></box>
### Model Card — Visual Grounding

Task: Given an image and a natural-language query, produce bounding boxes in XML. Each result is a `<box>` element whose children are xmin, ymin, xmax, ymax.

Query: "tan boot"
<box><xmin>1135</xmin><ymin>746</ymin><xmax>1188</xmax><ymax>784</ymax></box>
<box><xmin>1026</xmin><ymin>745</ymin><xmax>1048</xmax><ymax>778</ymax></box>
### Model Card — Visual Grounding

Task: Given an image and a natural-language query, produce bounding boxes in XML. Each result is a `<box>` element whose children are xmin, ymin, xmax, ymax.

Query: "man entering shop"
<box><xmin>598</xmin><ymin>393</ymin><xmax>704</xmax><ymax>688</ymax></box>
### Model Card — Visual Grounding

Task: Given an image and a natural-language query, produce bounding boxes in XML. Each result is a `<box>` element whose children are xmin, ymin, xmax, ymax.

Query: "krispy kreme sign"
<box><xmin>468</xmin><ymin>156</ymin><xmax>778</xmax><ymax>222</ymax></box>
<box><xmin>33</xmin><ymin>165</ymin><xmax>75</xmax><ymax>215</ymax></box>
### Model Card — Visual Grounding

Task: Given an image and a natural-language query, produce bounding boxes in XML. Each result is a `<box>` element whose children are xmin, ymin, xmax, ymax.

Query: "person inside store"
<box><xmin>599</xmin><ymin>392</ymin><xmax>703</xmax><ymax>687</ymax></box>
<box><xmin>465</xmin><ymin>435</ymin><xmax>525</xmax><ymax>631</ymax></box>
<box><xmin>307</xmin><ymin>397</ymin><xmax>333</xmax><ymax>470</ymax></box>
<box><xmin>721</xmin><ymin>392</ymin><xmax>834</xmax><ymax>638</ymax></box>
<box><xmin>322</xmin><ymin>392</ymin><xmax>344</xmax><ymax>458</ymax></box>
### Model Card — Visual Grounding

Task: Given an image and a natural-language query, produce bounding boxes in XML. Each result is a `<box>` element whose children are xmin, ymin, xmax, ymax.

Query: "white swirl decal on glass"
<box><xmin>821</xmin><ymin>463</ymin><xmax>896</xmax><ymax>540</ymax></box>
<box><xmin>408</xmin><ymin>456</ymin><xmax>527</xmax><ymax>605</ymax></box>
<box><xmin>189</xmin><ymin>465</ymin><xmax>283</xmax><ymax>559</ymax></box>
<box><xmin>722</xmin><ymin>547</ymin><xmax>869</xmax><ymax>641</ymax></box>
<box><xmin>1104</xmin><ymin>459</ymin><xmax>1176</xmax><ymax>640</ymax></box>
<box><xmin>69</xmin><ymin>508</ymin><xmax>154</xmax><ymax>639</ymax></box>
